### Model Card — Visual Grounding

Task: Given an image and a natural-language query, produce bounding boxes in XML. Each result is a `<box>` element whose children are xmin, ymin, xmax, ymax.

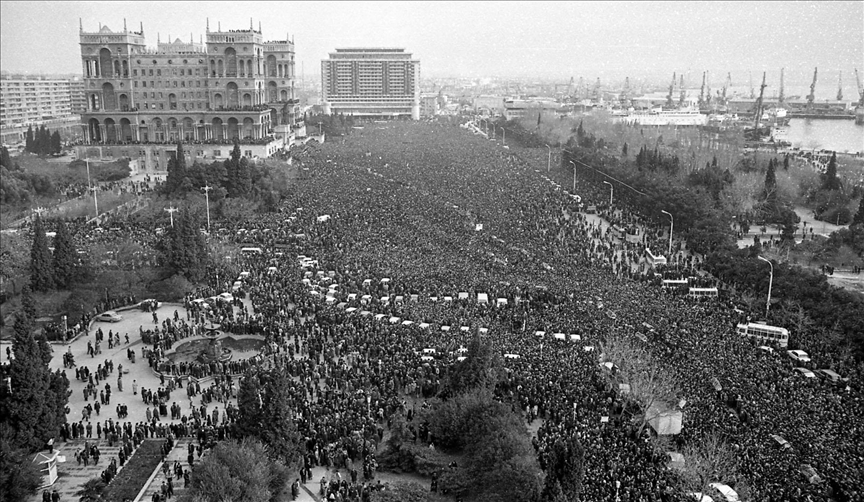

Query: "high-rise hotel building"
<box><xmin>77</xmin><ymin>19</ymin><xmax>299</xmax><ymax>171</ymax></box>
<box><xmin>321</xmin><ymin>48</ymin><xmax>420</xmax><ymax>120</ymax></box>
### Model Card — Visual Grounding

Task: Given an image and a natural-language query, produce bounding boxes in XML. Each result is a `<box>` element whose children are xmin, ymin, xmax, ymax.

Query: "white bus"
<box><xmin>240</xmin><ymin>247</ymin><xmax>263</xmax><ymax>255</ymax></box>
<box><xmin>646</xmin><ymin>248</ymin><xmax>667</xmax><ymax>266</ymax></box>
<box><xmin>736</xmin><ymin>323</ymin><xmax>789</xmax><ymax>348</ymax></box>
<box><xmin>662</xmin><ymin>279</ymin><xmax>689</xmax><ymax>291</ymax></box>
<box><xmin>688</xmin><ymin>287</ymin><xmax>719</xmax><ymax>299</ymax></box>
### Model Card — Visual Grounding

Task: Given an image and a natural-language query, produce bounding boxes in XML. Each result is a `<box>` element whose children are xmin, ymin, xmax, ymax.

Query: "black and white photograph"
<box><xmin>1</xmin><ymin>1</ymin><xmax>863</xmax><ymax>501</ymax></box>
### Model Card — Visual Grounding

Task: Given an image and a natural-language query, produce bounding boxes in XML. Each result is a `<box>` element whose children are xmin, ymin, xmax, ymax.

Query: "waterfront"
<box><xmin>782</xmin><ymin>117</ymin><xmax>864</xmax><ymax>154</ymax></box>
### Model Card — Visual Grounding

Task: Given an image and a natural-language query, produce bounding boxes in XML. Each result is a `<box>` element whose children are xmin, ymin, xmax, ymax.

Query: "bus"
<box><xmin>646</xmin><ymin>248</ymin><xmax>667</xmax><ymax>266</ymax></box>
<box><xmin>736</xmin><ymin>322</ymin><xmax>789</xmax><ymax>348</ymax></box>
<box><xmin>240</xmin><ymin>247</ymin><xmax>263</xmax><ymax>255</ymax></box>
<box><xmin>662</xmin><ymin>279</ymin><xmax>689</xmax><ymax>290</ymax></box>
<box><xmin>688</xmin><ymin>287</ymin><xmax>719</xmax><ymax>299</ymax></box>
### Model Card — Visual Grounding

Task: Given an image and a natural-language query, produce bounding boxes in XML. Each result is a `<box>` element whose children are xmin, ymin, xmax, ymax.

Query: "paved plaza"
<box><xmin>1</xmin><ymin>302</ymin><xmax>251</xmax><ymax>501</ymax></box>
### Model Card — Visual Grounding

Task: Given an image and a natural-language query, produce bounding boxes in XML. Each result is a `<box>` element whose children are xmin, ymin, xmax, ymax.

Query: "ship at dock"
<box><xmin>615</xmin><ymin>108</ymin><xmax>708</xmax><ymax>126</ymax></box>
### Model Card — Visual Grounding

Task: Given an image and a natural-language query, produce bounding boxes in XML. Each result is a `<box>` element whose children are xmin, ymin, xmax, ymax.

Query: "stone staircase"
<box><xmin>138</xmin><ymin>437</ymin><xmax>196</xmax><ymax>501</ymax></box>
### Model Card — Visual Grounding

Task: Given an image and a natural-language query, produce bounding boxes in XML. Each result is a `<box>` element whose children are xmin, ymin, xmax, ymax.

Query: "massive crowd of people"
<box><xmin>199</xmin><ymin>118</ymin><xmax>860</xmax><ymax>501</ymax></box>
<box><xmin>31</xmin><ymin>117</ymin><xmax>863</xmax><ymax>501</ymax></box>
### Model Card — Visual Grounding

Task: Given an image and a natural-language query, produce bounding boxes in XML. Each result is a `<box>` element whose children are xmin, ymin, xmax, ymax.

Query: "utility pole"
<box><xmin>546</xmin><ymin>144</ymin><xmax>551</xmax><ymax>172</ymax></box>
<box><xmin>569</xmin><ymin>161</ymin><xmax>576</xmax><ymax>191</ymax></box>
<box><xmin>164</xmin><ymin>206</ymin><xmax>178</xmax><ymax>227</ymax></box>
<box><xmin>661</xmin><ymin>210</ymin><xmax>674</xmax><ymax>257</ymax></box>
<box><xmin>90</xmin><ymin>186</ymin><xmax>99</xmax><ymax>217</ymax></box>
<box><xmin>603</xmin><ymin>181</ymin><xmax>613</xmax><ymax>206</ymax></box>
<box><xmin>201</xmin><ymin>185</ymin><xmax>212</xmax><ymax>233</ymax></box>
<box><xmin>758</xmin><ymin>256</ymin><xmax>774</xmax><ymax>316</ymax></box>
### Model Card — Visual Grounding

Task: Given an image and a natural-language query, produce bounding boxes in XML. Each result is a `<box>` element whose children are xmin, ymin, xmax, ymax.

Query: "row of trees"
<box><xmin>28</xmin><ymin>216</ymin><xmax>79</xmax><ymax>292</ymax></box>
<box><xmin>162</xmin><ymin>141</ymin><xmax>286</xmax><ymax>213</ymax></box>
<box><xmin>25</xmin><ymin>125</ymin><xmax>62</xmax><ymax>156</ymax></box>
<box><xmin>0</xmin><ymin>310</ymin><xmax>70</xmax><ymax>500</ymax></box>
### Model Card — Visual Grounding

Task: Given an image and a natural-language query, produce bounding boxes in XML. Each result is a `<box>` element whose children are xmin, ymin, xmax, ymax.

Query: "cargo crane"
<box><xmin>721</xmin><ymin>73</ymin><xmax>731</xmax><ymax>106</ymax></box>
<box><xmin>666</xmin><ymin>72</ymin><xmax>676</xmax><ymax>108</ymax></box>
<box><xmin>778</xmin><ymin>68</ymin><xmax>785</xmax><ymax>105</ymax></box>
<box><xmin>705</xmin><ymin>71</ymin><xmax>711</xmax><ymax>107</ymax></box>
<box><xmin>744</xmin><ymin>72</ymin><xmax>770</xmax><ymax>142</ymax></box>
<box><xmin>620</xmin><ymin>77</ymin><xmax>631</xmax><ymax>106</ymax></box>
<box><xmin>836</xmin><ymin>71</ymin><xmax>843</xmax><ymax>101</ymax></box>
<box><xmin>678</xmin><ymin>74</ymin><xmax>686</xmax><ymax>107</ymax></box>
<box><xmin>807</xmin><ymin>67</ymin><xmax>818</xmax><ymax>108</ymax></box>
<box><xmin>855</xmin><ymin>68</ymin><xmax>864</xmax><ymax>124</ymax></box>
<box><xmin>699</xmin><ymin>72</ymin><xmax>707</xmax><ymax>108</ymax></box>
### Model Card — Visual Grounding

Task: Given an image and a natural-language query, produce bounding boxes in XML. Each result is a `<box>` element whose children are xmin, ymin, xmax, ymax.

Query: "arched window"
<box><xmin>99</xmin><ymin>48</ymin><xmax>112</xmax><ymax>78</ymax></box>
<box><xmin>225</xmin><ymin>48</ymin><xmax>237</xmax><ymax>76</ymax></box>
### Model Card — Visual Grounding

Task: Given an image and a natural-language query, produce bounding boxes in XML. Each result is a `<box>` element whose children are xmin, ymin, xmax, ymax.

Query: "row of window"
<box><xmin>134</xmin><ymin>80</ymin><xmax>206</xmax><ymax>88</ymax></box>
<box><xmin>133</xmin><ymin>68</ymin><xmax>204</xmax><ymax>77</ymax></box>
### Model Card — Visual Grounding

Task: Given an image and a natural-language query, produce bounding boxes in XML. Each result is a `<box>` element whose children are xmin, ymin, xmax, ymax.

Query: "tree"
<box><xmin>852</xmin><ymin>197</ymin><xmax>864</xmax><ymax>227</ymax></box>
<box><xmin>541</xmin><ymin>435</ymin><xmax>585</xmax><ymax>501</ymax></box>
<box><xmin>680</xmin><ymin>434</ymin><xmax>738</xmax><ymax>502</ymax></box>
<box><xmin>51</xmin><ymin>219</ymin><xmax>76</xmax><ymax>289</ymax></box>
<box><xmin>622</xmin><ymin>142</ymin><xmax>628</xmax><ymax>158</ymax></box>
<box><xmin>165</xmin><ymin>142</ymin><xmax>188</xmax><ymax>194</ymax></box>
<box><xmin>0</xmin><ymin>315</ymin><xmax>66</xmax><ymax>452</ymax></box>
<box><xmin>186</xmin><ymin>438</ymin><xmax>289</xmax><ymax>502</ymax></box>
<box><xmin>0</xmin><ymin>425</ymin><xmax>43</xmax><ymax>502</ymax></box>
<box><xmin>236</xmin><ymin>156</ymin><xmax>252</xmax><ymax>197</ymax></box>
<box><xmin>50</xmin><ymin>131</ymin><xmax>62</xmax><ymax>155</ymax></box>
<box><xmin>20</xmin><ymin>284</ymin><xmax>37</xmax><ymax>321</ymax></box>
<box><xmin>822</xmin><ymin>152</ymin><xmax>840</xmax><ymax>191</ymax></box>
<box><xmin>29</xmin><ymin>216</ymin><xmax>54</xmax><ymax>292</ymax></box>
<box><xmin>233</xmin><ymin>368</ymin><xmax>304</xmax><ymax>470</ymax></box>
<box><xmin>599</xmin><ymin>334</ymin><xmax>679</xmax><ymax>436</ymax></box>
<box><xmin>441</xmin><ymin>331</ymin><xmax>503</xmax><ymax>398</ymax></box>
<box><xmin>25</xmin><ymin>126</ymin><xmax>34</xmax><ymax>153</ymax></box>
<box><xmin>161</xmin><ymin>208</ymin><xmax>209</xmax><ymax>282</ymax></box>
<box><xmin>0</xmin><ymin>146</ymin><xmax>11</xmax><ymax>169</ymax></box>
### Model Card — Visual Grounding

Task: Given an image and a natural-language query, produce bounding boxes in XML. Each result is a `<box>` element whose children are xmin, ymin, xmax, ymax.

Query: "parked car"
<box><xmin>95</xmin><ymin>311</ymin><xmax>123</xmax><ymax>323</ymax></box>
<box><xmin>787</xmin><ymin>350</ymin><xmax>811</xmax><ymax>363</ymax></box>
<box><xmin>217</xmin><ymin>292</ymin><xmax>234</xmax><ymax>303</ymax></box>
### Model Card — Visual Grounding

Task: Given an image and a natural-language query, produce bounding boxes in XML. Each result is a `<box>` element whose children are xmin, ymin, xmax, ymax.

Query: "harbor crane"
<box><xmin>744</xmin><ymin>72</ymin><xmax>769</xmax><ymax>142</ymax></box>
<box><xmin>678</xmin><ymin>74</ymin><xmax>686</xmax><ymax>107</ymax></box>
<box><xmin>666</xmin><ymin>72</ymin><xmax>676</xmax><ymax>108</ymax></box>
<box><xmin>778</xmin><ymin>68</ymin><xmax>785</xmax><ymax>104</ymax></box>
<box><xmin>855</xmin><ymin>68</ymin><xmax>864</xmax><ymax>106</ymax></box>
<box><xmin>807</xmin><ymin>67</ymin><xmax>818</xmax><ymax>107</ymax></box>
<box><xmin>855</xmin><ymin>68</ymin><xmax>864</xmax><ymax>125</ymax></box>
<box><xmin>837</xmin><ymin>71</ymin><xmax>843</xmax><ymax>101</ymax></box>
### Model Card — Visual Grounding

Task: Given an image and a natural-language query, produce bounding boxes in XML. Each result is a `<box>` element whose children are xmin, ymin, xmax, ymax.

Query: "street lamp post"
<box><xmin>546</xmin><ymin>144</ymin><xmax>551</xmax><ymax>172</ymax></box>
<box><xmin>164</xmin><ymin>206</ymin><xmax>178</xmax><ymax>228</ymax></box>
<box><xmin>502</xmin><ymin>126</ymin><xmax>506</xmax><ymax>145</ymax></box>
<box><xmin>661</xmin><ymin>210</ymin><xmax>674</xmax><ymax>257</ymax></box>
<box><xmin>201</xmin><ymin>185</ymin><xmax>212</xmax><ymax>233</ymax></box>
<box><xmin>603</xmin><ymin>181</ymin><xmax>613</xmax><ymax>206</ymax></box>
<box><xmin>758</xmin><ymin>256</ymin><xmax>774</xmax><ymax>316</ymax></box>
<box><xmin>90</xmin><ymin>186</ymin><xmax>99</xmax><ymax>218</ymax></box>
<box><xmin>569</xmin><ymin>161</ymin><xmax>576</xmax><ymax>191</ymax></box>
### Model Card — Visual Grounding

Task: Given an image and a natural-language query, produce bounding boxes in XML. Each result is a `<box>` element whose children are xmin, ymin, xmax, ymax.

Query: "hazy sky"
<box><xmin>1</xmin><ymin>1</ymin><xmax>862</xmax><ymax>90</ymax></box>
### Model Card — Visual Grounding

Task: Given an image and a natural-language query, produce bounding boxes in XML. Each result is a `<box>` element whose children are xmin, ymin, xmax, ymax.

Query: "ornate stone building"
<box><xmin>76</xmin><ymin>19</ymin><xmax>300</xmax><ymax>171</ymax></box>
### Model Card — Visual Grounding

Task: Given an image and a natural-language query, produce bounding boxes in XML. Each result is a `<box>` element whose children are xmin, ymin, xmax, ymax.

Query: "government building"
<box><xmin>76</xmin><ymin>19</ymin><xmax>300</xmax><ymax>171</ymax></box>
<box><xmin>321</xmin><ymin>48</ymin><xmax>420</xmax><ymax>120</ymax></box>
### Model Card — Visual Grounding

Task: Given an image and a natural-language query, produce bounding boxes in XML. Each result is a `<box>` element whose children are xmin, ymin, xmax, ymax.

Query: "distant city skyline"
<box><xmin>1</xmin><ymin>1</ymin><xmax>861</xmax><ymax>94</ymax></box>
